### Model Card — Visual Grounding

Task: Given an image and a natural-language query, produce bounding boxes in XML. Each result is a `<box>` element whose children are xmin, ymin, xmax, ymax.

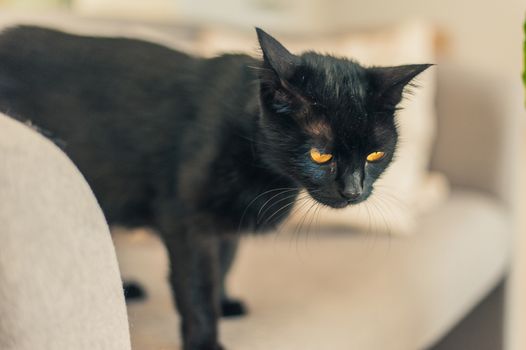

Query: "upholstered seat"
<box><xmin>118</xmin><ymin>190</ymin><xmax>510</xmax><ymax>350</ymax></box>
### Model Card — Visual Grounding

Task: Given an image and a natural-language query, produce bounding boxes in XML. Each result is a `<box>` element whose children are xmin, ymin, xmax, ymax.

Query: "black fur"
<box><xmin>0</xmin><ymin>25</ymin><xmax>431</xmax><ymax>350</ymax></box>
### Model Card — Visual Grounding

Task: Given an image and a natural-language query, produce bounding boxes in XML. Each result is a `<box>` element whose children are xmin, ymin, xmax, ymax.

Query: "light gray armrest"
<box><xmin>0</xmin><ymin>115</ymin><xmax>131</xmax><ymax>350</ymax></box>
<box><xmin>430</xmin><ymin>63</ymin><xmax>524</xmax><ymax>207</ymax></box>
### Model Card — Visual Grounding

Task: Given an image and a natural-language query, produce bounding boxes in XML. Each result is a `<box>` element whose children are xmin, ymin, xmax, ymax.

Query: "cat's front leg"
<box><xmin>219</xmin><ymin>236</ymin><xmax>247</xmax><ymax>318</ymax></box>
<box><xmin>161</xmin><ymin>225</ymin><xmax>224</xmax><ymax>350</ymax></box>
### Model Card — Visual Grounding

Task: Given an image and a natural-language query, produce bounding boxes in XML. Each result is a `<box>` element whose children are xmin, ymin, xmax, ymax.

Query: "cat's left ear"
<box><xmin>256</xmin><ymin>27</ymin><xmax>299</xmax><ymax>80</ymax></box>
<box><xmin>368</xmin><ymin>64</ymin><xmax>434</xmax><ymax>108</ymax></box>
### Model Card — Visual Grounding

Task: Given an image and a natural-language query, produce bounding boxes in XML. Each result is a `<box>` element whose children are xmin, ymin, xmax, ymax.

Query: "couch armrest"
<box><xmin>0</xmin><ymin>115</ymin><xmax>131</xmax><ymax>350</ymax></box>
<box><xmin>430</xmin><ymin>62</ymin><xmax>524</xmax><ymax>207</ymax></box>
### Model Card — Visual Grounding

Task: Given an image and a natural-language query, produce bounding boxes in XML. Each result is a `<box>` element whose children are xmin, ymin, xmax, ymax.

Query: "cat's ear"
<box><xmin>368</xmin><ymin>64</ymin><xmax>433</xmax><ymax>108</ymax></box>
<box><xmin>256</xmin><ymin>27</ymin><xmax>299</xmax><ymax>80</ymax></box>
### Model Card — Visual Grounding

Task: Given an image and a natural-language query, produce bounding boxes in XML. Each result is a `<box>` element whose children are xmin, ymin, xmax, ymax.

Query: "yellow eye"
<box><xmin>310</xmin><ymin>148</ymin><xmax>333</xmax><ymax>164</ymax></box>
<box><xmin>366</xmin><ymin>151</ymin><xmax>385</xmax><ymax>163</ymax></box>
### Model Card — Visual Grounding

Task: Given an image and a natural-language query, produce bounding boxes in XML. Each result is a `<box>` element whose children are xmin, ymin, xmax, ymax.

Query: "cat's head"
<box><xmin>255</xmin><ymin>28</ymin><xmax>432</xmax><ymax>209</ymax></box>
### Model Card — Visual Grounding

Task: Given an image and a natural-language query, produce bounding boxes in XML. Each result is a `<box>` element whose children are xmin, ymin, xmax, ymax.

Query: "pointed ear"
<box><xmin>256</xmin><ymin>27</ymin><xmax>299</xmax><ymax>80</ymax></box>
<box><xmin>368</xmin><ymin>64</ymin><xmax>433</xmax><ymax>108</ymax></box>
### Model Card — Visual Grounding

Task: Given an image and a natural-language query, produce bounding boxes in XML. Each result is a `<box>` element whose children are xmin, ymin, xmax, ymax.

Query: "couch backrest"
<box><xmin>430</xmin><ymin>62</ymin><xmax>524</xmax><ymax>207</ymax></box>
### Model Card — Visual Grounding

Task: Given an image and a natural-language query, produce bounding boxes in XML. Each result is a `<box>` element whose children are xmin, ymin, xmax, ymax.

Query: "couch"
<box><xmin>117</xmin><ymin>63</ymin><xmax>521</xmax><ymax>350</ymax></box>
<box><xmin>0</xmin><ymin>115</ymin><xmax>131</xmax><ymax>350</ymax></box>
<box><xmin>0</xmin><ymin>16</ymin><xmax>521</xmax><ymax>350</ymax></box>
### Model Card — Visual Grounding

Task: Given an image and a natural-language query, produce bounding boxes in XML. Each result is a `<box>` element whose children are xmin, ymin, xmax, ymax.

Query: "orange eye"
<box><xmin>366</xmin><ymin>151</ymin><xmax>385</xmax><ymax>163</ymax></box>
<box><xmin>310</xmin><ymin>148</ymin><xmax>333</xmax><ymax>164</ymax></box>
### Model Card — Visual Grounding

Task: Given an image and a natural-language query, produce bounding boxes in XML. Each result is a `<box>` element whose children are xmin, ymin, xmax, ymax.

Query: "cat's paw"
<box><xmin>221</xmin><ymin>298</ymin><xmax>248</xmax><ymax>318</ymax></box>
<box><xmin>123</xmin><ymin>281</ymin><xmax>147</xmax><ymax>302</ymax></box>
<box><xmin>184</xmin><ymin>341</ymin><xmax>225</xmax><ymax>350</ymax></box>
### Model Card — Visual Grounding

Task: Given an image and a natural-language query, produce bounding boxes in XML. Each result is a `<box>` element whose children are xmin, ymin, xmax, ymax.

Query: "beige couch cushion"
<box><xmin>118</xmin><ymin>190</ymin><xmax>510</xmax><ymax>350</ymax></box>
<box><xmin>0</xmin><ymin>114</ymin><xmax>131</xmax><ymax>350</ymax></box>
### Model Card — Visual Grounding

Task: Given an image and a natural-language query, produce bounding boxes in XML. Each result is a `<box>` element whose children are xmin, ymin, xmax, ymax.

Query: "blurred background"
<box><xmin>0</xmin><ymin>0</ymin><xmax>522</xmax><ymax>79</ymax></box>
<box><xmin>0</xmin><ymin>1</ymin><xmax>523</xmax><ymax>350</ymax></box>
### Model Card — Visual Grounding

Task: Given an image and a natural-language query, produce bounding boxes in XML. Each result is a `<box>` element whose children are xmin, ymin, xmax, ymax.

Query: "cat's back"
<box><xmin>0</xmin><ymin>25</ymin><xmax>207</xmax><ymax>159</ymax></box>
<box><xmin>0</xmin><ymin>26</ymin><xmax>199</xmax><ymax>126</ymax></box>
<box><xmin>0</xmin><ymin>25</ymin><xmax>194</xmax><ymax>73</ymax></box>
<box><xmin>0</xmin><ymin>25</ymin><xmax>256</xmax><ymax>137</ymax></box>
<box><xmin>0</xmin><ymin>26</ymin><xmax>206</xmax><ymax>224</ymax></box>
<box><xmin>0</xmin><ymin>26</ymin><xmax>261</xmax><ymax>225</ymax></box>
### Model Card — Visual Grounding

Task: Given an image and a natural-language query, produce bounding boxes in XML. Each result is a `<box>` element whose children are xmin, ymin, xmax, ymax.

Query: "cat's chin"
<box><xmin>326</xmin><ymin>200</ymin><xmax>350</xmax><ymax>209</ymax></box>
<box><xmin>310</xmin><ymin>195</ymin><xmax>350</xmax><ymax>209</ymax></box>
<box><xmin>310</xmin><ymin>194</ymin><xmax>368</xmax><ymax>209</ymax></box>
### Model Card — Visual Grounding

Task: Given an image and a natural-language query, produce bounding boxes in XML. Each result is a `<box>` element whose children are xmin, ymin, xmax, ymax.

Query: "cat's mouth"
<box><xmin>309</xmin><ymin>192</ymin><xmax>366</xmax><ymax>209</ymax></box>
<box><xmin>327</xmin><ymin>199</ymin><xmax>351</xmax><ymax>209</ymax></box>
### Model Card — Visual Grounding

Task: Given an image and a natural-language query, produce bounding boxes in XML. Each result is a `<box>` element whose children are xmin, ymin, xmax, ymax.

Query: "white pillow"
<box><xmin>197</xmin><ymin>21</ymin><xmax>448</xmax><ymax>235</ymax></box>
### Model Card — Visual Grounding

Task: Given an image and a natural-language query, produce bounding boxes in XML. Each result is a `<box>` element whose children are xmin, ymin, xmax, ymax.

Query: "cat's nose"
<box><xmin>340</xmin><ymin>171</ymin><xmax>363</xmax><ymax>202</ymax></box>
<box><xmin>340</xmin><ymin>188</ymin><xmax>362</xmax><ymax>201</ymax></box>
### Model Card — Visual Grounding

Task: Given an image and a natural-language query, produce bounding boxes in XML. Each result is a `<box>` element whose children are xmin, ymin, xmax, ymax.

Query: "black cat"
<box><xmin>0</xmin><ymin>25</ymin><xmax>431</xmax><ymax>350</ymax></box>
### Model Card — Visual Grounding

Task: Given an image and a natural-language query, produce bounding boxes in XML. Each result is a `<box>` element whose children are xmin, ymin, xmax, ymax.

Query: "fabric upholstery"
<box><xmin>0</xmin><ymin>115</ymin><xmax>131</xmax><ymax>350</ymax></box>
<box><xmin>118</xmin><ymin>190</ymin><xmax>511</xmax><ymax>350</ymax></box>
<box><xmin>431</xmin><ymin>63</ymin><xmax>524</xmax><ymax>207</ymax></box>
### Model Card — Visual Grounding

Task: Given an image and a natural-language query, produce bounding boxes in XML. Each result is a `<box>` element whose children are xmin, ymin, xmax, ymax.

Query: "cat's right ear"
<box><xmin>256</xmin><ymin>28</ymin><xmax>299</xmax><ymax>80</ymax></box>
<box><xmin>367</xmin><ymin>64</ymin><xmax>433</xmax><ymax>109</ymax></box>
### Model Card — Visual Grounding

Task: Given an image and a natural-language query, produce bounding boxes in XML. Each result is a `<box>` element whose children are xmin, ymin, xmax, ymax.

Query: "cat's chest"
<box><xmin>203</xmin><ymin>160</ymin><xmax>299</xmax><ymax>233</ymax></box>
<box><xmin>237</xmin><ymin>184</ymin><xmax>300</xmax><ymax>233</ymax></box>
